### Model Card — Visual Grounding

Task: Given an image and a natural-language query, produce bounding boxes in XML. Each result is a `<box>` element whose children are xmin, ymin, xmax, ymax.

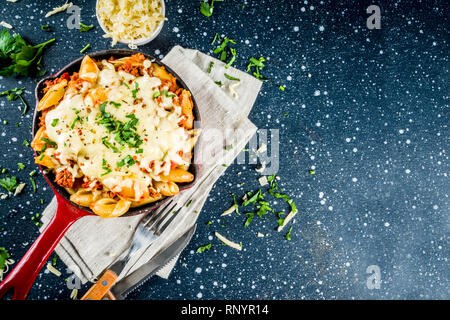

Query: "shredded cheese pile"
<box><xmin>97</xmin><ymin>0</ymin><xmax>165</xmax><ymax>46</ymax></box>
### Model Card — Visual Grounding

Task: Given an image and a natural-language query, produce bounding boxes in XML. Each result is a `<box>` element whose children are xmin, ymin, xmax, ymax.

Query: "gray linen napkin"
<box><xmin>40</xmin><ymin>45</ymin><xmax>261</xmax><ymax>285</ymax></box>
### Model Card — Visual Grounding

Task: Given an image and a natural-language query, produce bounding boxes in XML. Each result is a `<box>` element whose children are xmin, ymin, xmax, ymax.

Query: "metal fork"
<box><xmin>114</xmin><ymin>200</ymin><xmax>180</xmax><ymax>273</ymax></box>
<box><xmin>81</xmin><ymin>199</ymin><xmax>181</xmax><ymax>300</ymax></box>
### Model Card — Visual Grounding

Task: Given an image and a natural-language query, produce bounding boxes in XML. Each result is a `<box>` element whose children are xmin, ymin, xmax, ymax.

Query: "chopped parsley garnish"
<box><xmin>215</xmin><ymin>81</ymin><xmax>223</xmax><ymax>86</ymax></box>
<box><xmin>117</xmin><ymin>155</ymin><xmax>136</xmax><ymax>168</ymax></box>
<box><xmin>164</xmin><ymin>90</ymin><xmax>175</xmax><ymax>98</ymax></box>
<box><xmin>279</xmin><ymin>85</ymin><xmax>285</xmax><ymax>91</ymax></box>
<box><xmin>79</xmin><ymin>22</ymin><xmax>94</xmax><ymax>32</ymax></box>
<box><xmin>71</xmin><ymin>115</ymin><xmax>82</xmax><ymax>129</ymax></box>
<box><xmin>224</xmin><ymin>144</ymin><xmax>233</xmax><ymax>150</ymax></box>
<box><xmin>136</xmin><ymin>148</ymin><xmax>143</xmax><ymax>154</ymax></box>
<box><xmin>17</xmin><ymin>163</ymin><xmax>25</xmax><ymax>170</ymax></box>
<box><xmin>152</xmin><ymin>91</ymin><xmax>161</xmax><ymax>99</ymax></box>
<box><xmin>244</xmin><ymin>212</ymin><xmax>254</xmax><ymax>227</ymax></box>
<box><xmin>132</xmin><ymin>82</ymin><xmax>139</xmax><ymax>98</ymax></box>
<box><xmin>109</xmin><ymin>101</ymin><xmax>121</xmax><ymax>108</ymax></box>
<box><xmin>51</xmin><ymin>118</ymin><xmax>59</xmax><ymax>127</ymax></box>
<box><xmin>101</xmin><ymin>159</ymin><xmax>112</xmax><ymax>176</ymax></box>
<box><xmin>224</xmin><ymin>73</ymin><xmax>240</xmax><ymax>81</ymax></box>
<box><xmin>186</xmin><ymin>199</ymin><xmax>193</xmax><ymax>207</ymax></box>
<box><xmin>97</xmin><ymin>106</ymin><xmax>142</xmax><ymax>150</ymax></box>
<box><xmin>196</xmin><ymin>243</ymin><xmax>212</xmax><ymax>253</ymax></box>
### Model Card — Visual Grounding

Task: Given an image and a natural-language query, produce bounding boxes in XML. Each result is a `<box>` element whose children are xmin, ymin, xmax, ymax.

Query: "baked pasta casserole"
<box><xmin>32</xmin><ymin>54</ymin><xmax>198</xmax><ymax>218</ymax></box>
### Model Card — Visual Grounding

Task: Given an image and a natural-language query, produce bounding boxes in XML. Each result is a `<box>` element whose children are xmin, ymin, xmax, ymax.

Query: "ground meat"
<box><xmin>54</xmin><ymin>169</ymin><xmax>74</xmax><ymax>188</ymax></box>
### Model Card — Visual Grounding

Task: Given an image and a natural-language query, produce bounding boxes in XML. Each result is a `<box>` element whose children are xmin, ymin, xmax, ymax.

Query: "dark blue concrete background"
<box><xmin>0</xmin><ymin>0</ymin><xmax>448</xmax><ymax>300</ymax></box>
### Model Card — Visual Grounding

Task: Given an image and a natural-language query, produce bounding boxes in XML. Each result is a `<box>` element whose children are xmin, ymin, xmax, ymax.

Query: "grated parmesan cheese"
<box><xmin>227</xmin><ymin>81</ymin><xmax>240</xmax><ymax>100</ymax></box>
<box><xmin>258</xmin><ymin>176</ymin><xmax>268</xmax><ymax>186</ymax></box>
<box><xmin>0</xmin><ymin>21</ymin><xmax>13</xmax><ymax>29</ymax></box>
<box><xmin>215</xmin><ymin>232</ymin><xmax>242</xmax><ymax>251</ymax></box>
<box><xmin>97</xmin><ymin>0</ymin><xmax>165</xmax><ymax>46</ymax></box>
<box><xmin>14</xmin><ymin>183</ymin><xmax>26</xmax><ymax>196</ymax></box>
<box><xmin>46</xmin><ymin>263</ymin><xmax>62</xmax><ymax>277</ymax></box>
<box><xmin>221</xmin><ymin>205</ymin><xmax>236</xmax><ymax>216</ymax></box>
<box><xmin>277</xmin><ymin>209</ymin><xmax>298</xmax><ymax>232</ymax></box>
<box><xmin>70</xmin><ymin>288</ymin><xmax>78</xmax><ymax>300</ymax></box>
<box><xmin>45</xmin><ymin>1</ymin><xmax>73</xmax><ymax>18</ymax></box>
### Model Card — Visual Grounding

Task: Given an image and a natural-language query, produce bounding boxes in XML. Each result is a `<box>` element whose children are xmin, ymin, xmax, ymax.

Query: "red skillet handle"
<box><xmin>0</xmin><ymin>193</ymin><xmax>85</xmax><ymax>300</ymax></box>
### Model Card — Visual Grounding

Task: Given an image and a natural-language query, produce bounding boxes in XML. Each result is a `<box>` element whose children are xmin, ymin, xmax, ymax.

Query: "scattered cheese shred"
<box><xmin>215</xmin><ymin>232</ymin><xmax>242</xmax><ymax>251</ymax></box>
<box><xmin>221</xmin><ymin>205</ymin><xmax>236</xmax><ymax>216</ymax></box>
<box><xmin>257</xmin><ymin>232</ymin><xmax>265</xmax><ymax>238</ymax></box>
<box><xmin>277</xmin><ymin>209</ymin><xmax>298</xmax><ymax>232</ymax></box>
<box><xmin>0</xmin><ymin>21</ymin><xmax>13</xmax><ymax>29</ymax></box>
<box><xmin>14</xmin><ymin>183</ymin><xmax>26</xmax><ymax>196</ymax></box>
<box><xmin>46</xmin><ymin>263</ymin><xmax>62</xmax><ymax>277</ymax></box>
<box><xmin>70</xmin><ymin>288</ymin><xmax>78</xmax><ymax>300</ymax></box>
<box><xmin>258</xmin><ymin>176</ymin><xmax>268</xmax><ymax>186</ymax></box>
<box><xmin>227</xmin><ymin>81</ymin><xmax>240</xmax><ymax>100</ymax></box>
<box><xmin>45</xmin><ymin>1</ymin><xmax>73</xmax><ymax>18</ymax></box>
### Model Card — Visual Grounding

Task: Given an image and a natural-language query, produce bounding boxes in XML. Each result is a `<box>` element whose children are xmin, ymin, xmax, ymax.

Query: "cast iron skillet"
<box><xmin>0</xmin><ymin>49</ymin><xmax>201</xmax><ymax>300</ymax></box>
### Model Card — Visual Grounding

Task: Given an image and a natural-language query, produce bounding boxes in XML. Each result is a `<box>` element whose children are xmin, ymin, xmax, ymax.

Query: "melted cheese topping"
<box><xmin>45</xmin><ymin>59</ymin><xmax>192</xmax><ymax>200</ymax></box>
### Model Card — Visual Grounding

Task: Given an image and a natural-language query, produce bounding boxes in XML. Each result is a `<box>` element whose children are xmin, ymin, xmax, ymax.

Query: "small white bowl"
<box><xmin>96</xmin><ymin>0</ymin><xmax>165</xmax><ymax>47</ymax></box>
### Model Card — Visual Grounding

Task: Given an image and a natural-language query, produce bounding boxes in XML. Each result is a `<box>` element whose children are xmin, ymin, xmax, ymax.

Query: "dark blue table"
<box><xmin>0</xmin><ymin>0</ymin><xmax>448</xmax><ymax>300</ymax></box>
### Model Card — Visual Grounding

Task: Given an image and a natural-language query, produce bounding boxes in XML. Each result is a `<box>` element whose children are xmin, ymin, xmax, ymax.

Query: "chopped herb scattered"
<box><xmin>152</xmin><ymin>91</ymin><xmax>161</xmax><ymax>99</ymax></box>
<box><xmin>211</xmin><ymin>32</ymin><xmax>220</xmax><ymax>45</ymax></box>
<box><xmin>205</xmin><ymin>221</ymin><xmax>212</xmax><ymax>226</ymax></box>
<box><xmin>0</xmin><ymin>87</ymin><xmax>29</xmax><ymax>115</ymax></box>
<box><xmin>51</xmin><ymin>118</ymin><xmax>59</xmax><ymax>127</ymax></box>
<box><xmin>186</xmin><ymin>199</ymin><xmax>193</xmax><ymax>207</ymax></box>
<box><xmin>279</xmin><ymin>85</ymin><xmax>285</xmax><ymax>91</ymax></box>
<box><xmin>17</xmin><ymin>163</ymin><xmax>25</xmax><ymax>170</ymax></box>
<box><xmin>285</xmin><ymin>226</ymin><xmax>293</xmax><ymax>240</ymax></box>
<box><xmin>0</xmin><ymin>176</ymin><xmax>18</xmax><ymax>193</ymax></box>
<box><xmin>132</xmin><ymin>82</ymin><xmax>139</xmax><ymax>98</ymax></box>
<box><xmin>224</xmin><ymin>144</ymin><xmax>233</xmax><ymax>150</ymax></box>
<box><xmin>247</xmin><ymin>57</ymin><xmax>268</xmax><ymax>81</ymax></box>
<box><xmin>101</xmin><ymin>159</ymin><xmax>112</xmax><ymax>176</ymax></box>
<box><xmin>80</xmin><ymin>43</ymin><xmax>90</xmax><ymax>53</ymax></box>
<box><xmin>117</xmin><ymin>155</ymin><xmax>136</xmax><ymax>168</ymax></box>
<box><xmin>79</xmin><ymin>22</ymin><xmax>94</xmax><ymax>32</ymax></box>
<box><xmin>0</xmin><ymin>247</ymin><xmax>11</xmax><ymax>270</ymax></box>
<box><xmin>29</xmin><ymin>177</ymin><xmax>36</xmax><ymax>192</ymax></box>
<box><xmin>200</xmin><ymin>0</ymin><xmax>224</xmax><ymax>17</ymax></box>
<box><xmin>208</xmin><ymin>61</ymin><xmax>214</xmax><ymax>74</ymax></box>
<box><xmin>109</xmin><ymin>101</ymin><xmax>121</xmax><ymax>108</ymax></box>
<box><xmin>41</xmin><ymin>25</ymin><xmax>52</xmax><ymax>32</ymax></box>
<box><xmin>224</xmin><ymin>73</ymin><xmax>240</xmax><ymax>81</ymax></box>
<box><xmin>309</xmin><ymin>170</ymin><xmax>316</xmax><ymax>175</ymax></box>
<box><xmin>196</xmin><ymin>243</ymin><xmax>212</xmax><ymax>253</ymax></box>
